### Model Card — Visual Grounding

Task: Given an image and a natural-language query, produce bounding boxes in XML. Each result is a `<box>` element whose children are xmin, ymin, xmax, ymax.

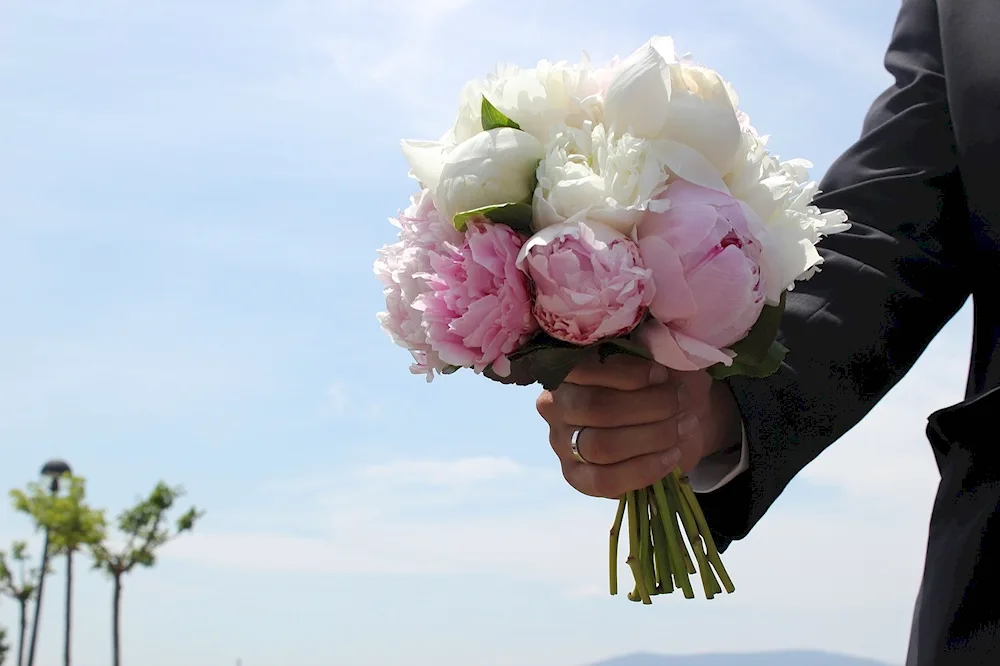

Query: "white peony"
<box><xmin>434</xmin><ymin>127</ymin><xmax>544</xmax><ymax>223</ymax></box>
<box><xmin>532</xmin><ymin>122</ymin><xmax>673</xmax><ymax>234</ymax></box>
<box><xmin>603</xmin><ymin>36</ymin><xmax>743</xmax><ymax>183</ymax></box>
<box><xmin>725</xmin><ymin>127</ymin><xmax>851</xmax><ymax>304</ymax></box>
<box><xmin>400</xmin><ymin>56</ymin><xmax>606</xmax><ymax>222</ymax></box>
<box><xmin>445</xmin><ymin>55</ymin><xmax>608</xmax><ymax>146</ymax></box>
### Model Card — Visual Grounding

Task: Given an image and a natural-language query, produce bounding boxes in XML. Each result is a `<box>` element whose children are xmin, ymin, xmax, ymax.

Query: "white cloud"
<box><xmin>326</xmin><ymin>381</ymin><xmax>351</xmax><ymax>415</ymax></box>
<box><xmin>169</xmin><ymin>303</ymin><xmax>973</xmax><ymax>648</ymax></box>
<box><xmin>0</xmin><ymin>306</ymin><xmax>280</xmax><ymax>434</ymax></box>
<box><xmin>322</xmin><ymin>380</ymin><xmax>387</xmax><ymax>422</ymax></box>
<box><xmin>358</xmin><ymin>456</ymin><xmax>523</xmax><ymax>485</ymax></box>
<box><xmin>282</xmin><ymin>0</ymin><xmax>656</xmax><ymax>136</ymax></box>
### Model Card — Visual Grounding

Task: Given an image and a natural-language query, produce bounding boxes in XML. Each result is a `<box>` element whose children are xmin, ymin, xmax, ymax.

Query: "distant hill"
<box><xmin>587</xmin><ymin>651</ymin><xmax>896</xmax><ymax>666</ymax></box>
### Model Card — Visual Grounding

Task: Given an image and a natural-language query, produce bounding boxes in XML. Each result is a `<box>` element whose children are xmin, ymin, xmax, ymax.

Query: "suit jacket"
<box><xmin>697</xmin><ymin>0</ymin><xmax>1000</xmax><ymax>662</ymax></box>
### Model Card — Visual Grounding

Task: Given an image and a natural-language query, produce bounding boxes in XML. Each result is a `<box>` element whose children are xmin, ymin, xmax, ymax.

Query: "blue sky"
<box><xmin>0</xmin><ymin>1</ymin><xmax>972</xmax><ymax>665</ymax></box>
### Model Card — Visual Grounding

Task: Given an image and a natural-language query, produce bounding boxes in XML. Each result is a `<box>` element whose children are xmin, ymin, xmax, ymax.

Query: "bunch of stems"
<box><xmin>608</xmin><ymin>468</ymin><xmax>734</xmax><ymax>603</ymax></box>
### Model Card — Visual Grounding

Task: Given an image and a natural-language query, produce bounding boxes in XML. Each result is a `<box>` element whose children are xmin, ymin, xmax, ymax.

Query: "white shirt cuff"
<box><xmin>687</xmin><ymin>421</ymin><xmax>749</xmax><ymax>493</ymax></box>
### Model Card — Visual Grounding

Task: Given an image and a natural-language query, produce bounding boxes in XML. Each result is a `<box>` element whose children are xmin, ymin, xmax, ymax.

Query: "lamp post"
<box><xmin>24</xmin><ymin>459</ymin><xmax>71</xmax><ymax>666</ymax></box>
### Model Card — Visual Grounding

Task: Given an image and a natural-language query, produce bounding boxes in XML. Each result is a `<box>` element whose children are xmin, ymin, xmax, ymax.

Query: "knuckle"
<box><xmin>535</xmin><ymin>391</ymin><xmax>555</xmax><ymax>421</ymax></box>
<box><xmin>548</xmin><ymin>427</ymin><xmax>562</xmax><ymax>457</ymax></box>
<box><xmin>565</xmin><ymin>462</ymin><xmax>602</xmax><ymax>497</ymax></box>
<box><xmin>625</xmin><ymin>456</ymin><xmax>662</xmax><ymax>494</ymax></box>
<box><xmin>560</xmin><ymin>461</ymin><xmax>576</xmax><ymax>486</ymax></box>
<box><xmin>639</xmin><ymin>455</ymin><xmax>669</xmax><ymax>486</ymax></box>
<box><xmin>588</xmin><ymin>469</ymin><xmax>619</xmax><ymax>499</ymax></box>
<box><xmin>626</xmin><ymin>360</ymin><xmax>657</xmax><ymax>390</ymax></box>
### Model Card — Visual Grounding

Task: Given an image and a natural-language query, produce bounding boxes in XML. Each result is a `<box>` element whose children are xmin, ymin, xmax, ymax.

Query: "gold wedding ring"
<box><xmin>570</xmin><ymin>427</ymin><xmax>590</xmax><ymax>464</ymax></box>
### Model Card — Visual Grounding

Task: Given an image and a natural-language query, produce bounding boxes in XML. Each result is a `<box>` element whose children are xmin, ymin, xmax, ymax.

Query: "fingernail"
<box><xmin>662</xmin><ymin>448</ymin><xmax>681</xmax><ymax>467</ymax></box>
<box><xmin>649</xmin><ymin>364</ymin><xmax>669</xmax><ymax>385</ymax></box>
<box><xmin>677</xmin><ymin>413</ymin><xmax>699</xmax><ymax>439</ymax></box>
<box><xmin>677</xmin><ymin>383</ymin><xmax>690</xmax><ymax>410</ymax></box>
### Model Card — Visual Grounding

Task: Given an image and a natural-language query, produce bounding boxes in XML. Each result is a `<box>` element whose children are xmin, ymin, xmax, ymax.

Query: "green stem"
<box><xmin>666</xmin><ymin>499</ymin><xmax>696</xmax><ymax>597</ymax></box>
<box><xmin>609</xmin><ymin>497</ymin><xmax>626</xmax><ymax>596</ymax></box>
<box><xmin>667</xmin><ymin>474</ymin><xmax>718</xmax><ymax>599</ymax></box>
<box><xmin>626</xmin><ymin>492</ymin><xmax>652</xmax><ymax>604</ymax></box>
<box><xmin>648</xmin><ymin>495</ymin><xmax>674</xmax><ymax>594</ymax></box>
<box><xmin>651</xmin><ymin>480</ymin><xmax>694</xmax><ymax>599</ymax></box>
<box><xmin>677</xmin><ymin>473</ymin><xmax>736</xmax><ymax>594</ymax></box>
<box><xmin>636</xmin><ymin>488</ymin><xmax>656</xmax><ymax>594</ymax></box>
<box><xmin>647</xmin><ymin>494</ymin><xmax>661</xmax><ymax>594</ymax></box>
<box><xmin>645</xmin><ymin>499</ymin><xmax>657</xmax><ymax>593</ymax></box>
<box><xmin>676</xmin><ymin>546</ymin><xmax>694</xmax><ymax>574</ymax></box>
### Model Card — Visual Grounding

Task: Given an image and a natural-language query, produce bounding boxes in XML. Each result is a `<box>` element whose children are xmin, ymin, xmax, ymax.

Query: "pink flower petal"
<box><xmin>640</xmin><ymin>319</ymin><xmax>734</xmax><ymax>371</ymax></box>
<box><xmin>639</xmin><ymin>319</ymin><xmax>702</xmax><ymax>371</ymax></box>
<box><xmin>636</xmin><ymin>178</ymin><xmax>769</xmax><ymax>369</ymax></box>
<box><xmin>638</xmin><ymin>235</ymin><xmax>698</xmax><ymax>323</ymax></box>
<box><xmin>673</xmin><ymin>329</ymin><xmax>735</xmax><ymax>368</ymax></box>
<box><xmin>681</xmin><ymin>245</ymin><xmax>764</xmax><ymax>347</ymax></box>
<box><xmin>520</xmin><ymin>220</ymin><xmax>654</xmax><ymax>346</ymax></box>
<box><xmin>400</xmin><ymin>219</ymin><xmax>537</xmax><ymax>375</ymax></box>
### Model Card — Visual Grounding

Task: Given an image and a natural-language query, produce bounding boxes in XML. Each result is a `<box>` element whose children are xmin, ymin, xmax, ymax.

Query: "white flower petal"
<box><xmin>400</xmin><ymin>140</ymin><xmax>452</xmax><ymax>190</ymax></box>
<box><xmin>588</xmin><ymin>207</ymin><xmax>644</xmax><ymax>234</ymax></box>
<box><xmin>447</xmin><ymin>56</ymin><xmax>604</xmax><ymax>145</ymax></box>
<box><xmin>435</xmin><ymin>128</ymin><xmax>544</xmax><ymax>223</ymax></box>
<box><xmin>648</xmin><ymin>36</ymin><xmax>678</xmax><ymax>62</ymax></box>
<box><xmin>517</xmin><ymin>217</ymin><xmax>628</xmax><ymax>269</ymax></box>
<box><xmin>532</xmin><ymin>189</ymin><xmax>569</xmax><ymax>229</ymax></box>
<box><xmin>604</xmin><ymin>44</ymin><xmax>672</xmax><ymax>138</ymax></box>
<box><xmin>648</xmin><ymin>139</ymin><xmax>729</xmax><ymax>193</ymax></box>
<box><xmin>661</xmin><ymin>65</ymin><xmax>743</xmax><ymax>174</ymax></box>
<box><xmin>533</xmin><ymin>122</ymin><xmax>672</xmax><ymax>235</ymax></box>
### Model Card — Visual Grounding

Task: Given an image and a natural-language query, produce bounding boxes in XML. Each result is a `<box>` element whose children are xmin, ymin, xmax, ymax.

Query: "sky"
<box><xmin>0</xmin><ymin>1</ymin><xmax>973</xmax><ymax>665</ymax></box>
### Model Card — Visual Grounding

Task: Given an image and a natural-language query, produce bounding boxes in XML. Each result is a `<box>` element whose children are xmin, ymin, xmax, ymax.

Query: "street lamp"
<box><xmin>24</xmin><ymin>459</ymin><xmax>71</xmax><ymax>666</ymax></box>
<box><xmin>41</xmin><ymin>460</ymin><xmax>70</xmax><ymax>492</ymax></box>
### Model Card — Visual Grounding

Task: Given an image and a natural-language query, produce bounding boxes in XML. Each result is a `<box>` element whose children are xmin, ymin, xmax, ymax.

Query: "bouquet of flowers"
<box><xmin>374</xmin><ymin>36</ymin><xmax>849</xmax><ymax>603</ymax></box>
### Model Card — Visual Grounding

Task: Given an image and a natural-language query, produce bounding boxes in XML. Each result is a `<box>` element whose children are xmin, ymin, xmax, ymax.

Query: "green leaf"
<box><xmin>483</xmin><ymin>332</ymin><xmax>656</xmax><ymax>390</ymax></box>
<box><xmin>452</xmin><ymin>202</ymin><xmax>533</xmax><ymax>234</ymax></box>
<box><xmin>708</xmin><ymin>340</ymin><xmax>788</xmax><ymax>380</ymax></box>
<box><xmin>727</xmin><ymin>292</ymin><xmax>786</xmax><ymax>366</ymax></box>
<box><xmin>440</xmin><ymin>365</ymin><xmax>461</xmax><ymax>375</ymax></box>
<box><xmin>597</xmin><ymin>336</ymin><xmax>653</xmax><ymax>363</ymax></box>
<box><xmin>481</xmin><ymin>96</ymin><xmax>521</xmax><ymax>132</ymax></box>
<box><xmin>484</xmin><ymin>333</ymin><xmax>589</xmax><ymax>389</ymax></box>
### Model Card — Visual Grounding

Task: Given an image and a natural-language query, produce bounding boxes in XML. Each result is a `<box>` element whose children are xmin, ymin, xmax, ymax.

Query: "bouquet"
<box><xmin>374</xmin><ymin>36</ymin><xmax>849</xmax><ymax>603</ymax></box>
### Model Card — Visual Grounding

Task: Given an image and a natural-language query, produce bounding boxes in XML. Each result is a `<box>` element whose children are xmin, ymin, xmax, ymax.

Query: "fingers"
<box><xmin>548</xmin><ymin>415</ymin><xmax>698</xmax><ymax>467</ymax></box>
<box><xmin>562</xmin><ymin>448</ymin><xmax>683</xmax><ymax>499</ymax></box>
<box><xmin>556</xmin><ymin>415</ymin><xmax>708</xmax><ymax>498</ymax></box>
<box><xmin>564</xmin><ymin>354</ymin><xmax>669</xmax><ymax>390</ymax></box>
<box><xmin>545</xmin><ymin>380</ymin><xmax>685</xmax><ymax>429</ymax></box>
<box><xmin>537</xmin><ymin>364</ymin><xmax>718</xmax><ymax>499</ymax></box>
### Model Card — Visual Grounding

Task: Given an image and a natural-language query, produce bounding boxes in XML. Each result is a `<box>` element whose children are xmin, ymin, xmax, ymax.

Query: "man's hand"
<box><xmin>537</xmin><ymin>354</ymin><xmax>743</xmax><ymax>499</ymax></box>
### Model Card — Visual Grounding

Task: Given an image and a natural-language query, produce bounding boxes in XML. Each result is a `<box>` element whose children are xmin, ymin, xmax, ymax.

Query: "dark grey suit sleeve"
<box><xmin>697</xmin><ymin>0</ymin><xmax>973</xmax><ymax>550</ymax></box>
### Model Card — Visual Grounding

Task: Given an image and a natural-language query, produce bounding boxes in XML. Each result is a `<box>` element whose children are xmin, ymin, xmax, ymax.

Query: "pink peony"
<box><xmin>414</xmin><ymin>221</ymin><xmax>537</xmax><ymax>377</ymax></box>
<box><xmin>375</xmin><ymin>189</ymin><xmax>465</xmax><ymax>380</ymax></box>
<box><xmin>636</xmin><ymin>179</ymin><xmax>768</xmax><ymax>370</ymax></box>
<box><xmin>516</xmin><ymin>218</ymin><xmax>654</xmax><ymax>345</ymax></box>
